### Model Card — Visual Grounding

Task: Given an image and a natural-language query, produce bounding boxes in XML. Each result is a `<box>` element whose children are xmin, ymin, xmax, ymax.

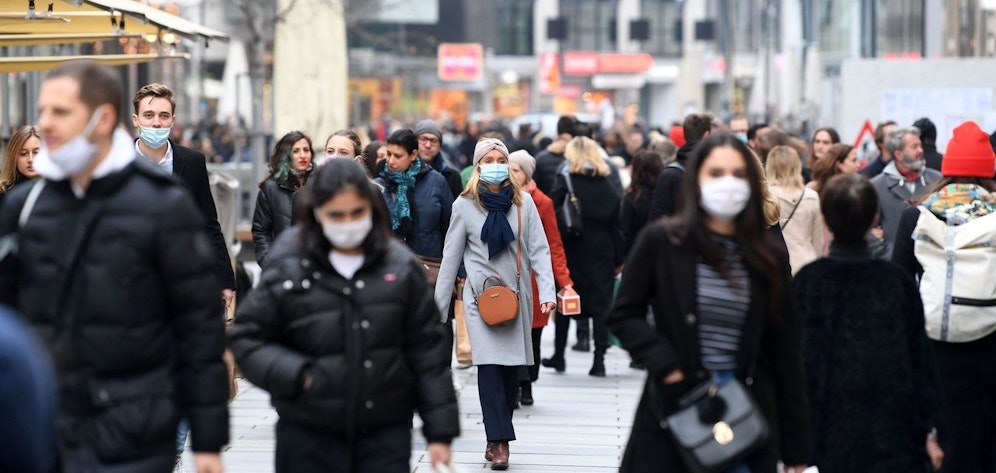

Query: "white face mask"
<box><xmin>700</xmin><ymin>176</ymin><xmax>751</xmax><ymax>221</ymax></box>
<box><xmin>35</xmin><ymin>108</ymin><xmax>105</xmax><ymax>179</ymax></box>
<box><xmin>315</xmin><ymin>211</ymin><xmax>373</xmax><ymax>250</ymax></box>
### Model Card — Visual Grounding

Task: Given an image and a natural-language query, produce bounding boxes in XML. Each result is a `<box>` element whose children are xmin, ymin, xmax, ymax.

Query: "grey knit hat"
<box><xmin>413</xmin><ymin>119</ymin><xmax>443</xmax><ymax>143</ymax></box>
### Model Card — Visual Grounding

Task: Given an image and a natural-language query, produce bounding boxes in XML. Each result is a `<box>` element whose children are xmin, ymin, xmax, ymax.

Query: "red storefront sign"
<box><xmin>561</xmin><ymin>52</ymin><xmax>655</xmax><ymax>75</ymax></box>
<box><xmin>597</xmin><ymin>53</ymin><xmax>654</xmax><ymax>73</ymax></box>
<box><xmin>438</xmin><ymin>43</ymin><xmax>483</xmax><ymax>82</ymax></box>
<box><xmin>564</xmin><ymin>51</ymin><xmax>599</xmax><ymax>76</ymax></box>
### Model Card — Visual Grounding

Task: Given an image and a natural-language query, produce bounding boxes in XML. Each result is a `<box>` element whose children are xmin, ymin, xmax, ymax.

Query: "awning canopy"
<box><xmin>0</xmin><ymin>0</ymin><xmax>227</xmax><ymax>42</ymax></box>
<box><xmin>0</xmin><ymin>33</ymin><xmax>142</xmax><ymax>46</ymax></box>
<box><xmin>70</xmin><ymin>0</ymin><xmax>228</xmax><ymax>43</ymax></box>
<box><xmin>0</xmin><ymin>52</ymin><xmax>189</xmax><ymax>73</ymax></box>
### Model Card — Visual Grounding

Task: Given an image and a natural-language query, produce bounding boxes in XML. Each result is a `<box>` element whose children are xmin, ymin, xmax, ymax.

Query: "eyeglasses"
<box><xmin>418</xmin><ymin>137</ymin><xmax>440</xmax><ymax>145</ymax></box>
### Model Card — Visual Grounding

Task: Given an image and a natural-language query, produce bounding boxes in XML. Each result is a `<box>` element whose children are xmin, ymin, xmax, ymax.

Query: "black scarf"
<box><xmin>479</xmin><ymin>185</ymin><xmax>516</xmax><ymax>260</ymax></box>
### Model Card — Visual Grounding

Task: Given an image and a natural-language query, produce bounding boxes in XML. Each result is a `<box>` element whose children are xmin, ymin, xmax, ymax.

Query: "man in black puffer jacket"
<box><xmin>0</xmin><ymin>61</ymin><xmax>228</xmax><ymax>473</ymax></box>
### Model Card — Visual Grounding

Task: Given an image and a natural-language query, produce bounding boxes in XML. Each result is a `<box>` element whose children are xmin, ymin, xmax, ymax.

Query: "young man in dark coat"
<box><xmin>131</xmin><ymin>82</ymin><xmax>236</xmax><ymax>470</ymax></box>
<box><xmin>131</xmin><ymin>83</ymin><xmax>236</xmax><ymax>306</ymax></box>
<box><xmin>0</xmin><ymin>60</ymin><xmax>228</xmax><ymax>473</ymax></box>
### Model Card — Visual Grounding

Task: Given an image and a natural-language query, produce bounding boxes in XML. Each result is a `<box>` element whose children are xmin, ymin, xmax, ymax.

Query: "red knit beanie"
<box><xmin>669</xmin><ymin>125</ymin><xmax>686</xmax><ymax>147</ymax></box>
<box><xmin>942</xmin><ymin>121</ymin><xmax>995</xmax><ymax>178</ymax></box>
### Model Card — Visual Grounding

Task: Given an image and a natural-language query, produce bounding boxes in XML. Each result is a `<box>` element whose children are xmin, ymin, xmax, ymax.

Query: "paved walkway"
<box><xmin>185</xmin><ymin>327</ymin><xmax>646</xmax><ymax>472</ymax></box>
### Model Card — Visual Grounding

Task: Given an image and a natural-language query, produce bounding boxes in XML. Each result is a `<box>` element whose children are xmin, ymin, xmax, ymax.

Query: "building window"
<box><xmin>560</xmin><ymin>0</ymin><xmax>617</xmax><ymax>52</ymax></box>
<box><xmin>640</xmin><ymin>0</ymin><xmax>681</xmax><ymax>57</ymax></box>
<box><xmin>877</xmin><ymin>0</ymin><xmax>924</xmax><ymax>57</ymax></box>
<box><xmin>819</xmin><ymin>0</ymin><xmax>853</xmax><ymax>55</ymax></box>
<box><xmin>496</xmin><ymin>0</ymin><xmax>533</xmax><ymax>55</ymax></box>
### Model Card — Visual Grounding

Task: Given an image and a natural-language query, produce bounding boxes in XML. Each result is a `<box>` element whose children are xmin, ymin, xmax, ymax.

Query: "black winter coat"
<box><xmin>375</xmin><ymin>165</ymin><xmax>452</xmax><ymax>258</ymax></box>
<box><xmin>253</xmin><ymin>172</ymin><xmax>310</xmax><ymax>266</ymax></box>
<box><xmin>549</xmin><ymin>169</ymin><xmax>624</xmax><ymax>319</ymax></box>
<box><xmin>0</xmin><ymin>159</ymin><xmax>228</xmax><ymax>461</ymax></box>
<box><xmin>795</xmin><ymin>243</ymin><xmax>938</xmax><ymax>473</ymax></box>
<box><xmin>607</xmin><ymin>221</ymin><xmax>812</xmax><ymax>472</ymax></box>
<box><xmin>171</xmin><ymin>143</ymin><xmax>236</xmax><ymax>290</ymax></box>
<box><xmin>229</xmin><ymin>228</ymin><xmax>460</xmax><ymax>443</ymax></box>
<box><xmin>648</xmin><ymin>142</ymin><xmax>696</xmax><ymax>221</ymax></box>
<box><xmin>621</xmin><ymin>184</ymin><xmax>654</xmax><ymax>257</ymax></box>
<box><xmin>425</xmin><ymin>152</ymin><xmax>464</xmax><ymax>199</ymax></box>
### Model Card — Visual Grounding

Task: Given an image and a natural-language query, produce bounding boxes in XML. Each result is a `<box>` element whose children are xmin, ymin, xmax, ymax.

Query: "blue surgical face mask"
<box><xmin>139</xmin><ymin>126</ymin><xmax>171</xmax><ymax>149</ymax></box>
<box><xmin>479</xmin><ymin>163</ymin><xmax>509</xmax><ymax>185</ymax></box>
<box><xmin>735</xmin><ymin>132</ymin><xmax>748</xmax><ymax>144</ymax></box>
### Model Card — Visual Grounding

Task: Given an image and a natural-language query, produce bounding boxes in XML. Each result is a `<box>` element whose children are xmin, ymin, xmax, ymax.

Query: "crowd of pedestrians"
<box><xmin>2</xmin><ymin>59</ymin><xmax>996</xmax><ymax>473</ymax></box>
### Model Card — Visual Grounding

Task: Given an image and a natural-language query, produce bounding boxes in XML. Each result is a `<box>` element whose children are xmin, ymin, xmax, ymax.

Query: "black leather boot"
<box><xmin>520</xmin><ymin>382</ymin><xmax>534</xmax><ymax>406</ymax></box>
<box><xmin>589</xmin><ymin>354</ymin><xmax>606</xmax><ymax>377</ymax></box>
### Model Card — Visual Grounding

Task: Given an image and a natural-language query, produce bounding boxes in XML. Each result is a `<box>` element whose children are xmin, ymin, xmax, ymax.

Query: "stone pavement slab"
<box><xmin>182</xmin><ymin>326</ymin><xmax>646</xmax><ymax>472</ymax></box>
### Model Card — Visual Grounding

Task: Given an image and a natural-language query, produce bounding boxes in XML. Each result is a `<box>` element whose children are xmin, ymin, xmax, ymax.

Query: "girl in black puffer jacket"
<box><xmin>231</xmin><ymin>159</ymin><xmax>459</xmax><ymax>473</ymax></box>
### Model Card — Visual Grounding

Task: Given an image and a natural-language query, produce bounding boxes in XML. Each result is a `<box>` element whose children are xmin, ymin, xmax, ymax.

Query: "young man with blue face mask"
<box><xmin>132</xmin><ymin>83</ymin><xmax>237</xmax><ymax>471</ymax></box>
<box><xmin>0</xmin><ymin>61</ymin><xmax>229</xmax><ymax>473</ymax></box>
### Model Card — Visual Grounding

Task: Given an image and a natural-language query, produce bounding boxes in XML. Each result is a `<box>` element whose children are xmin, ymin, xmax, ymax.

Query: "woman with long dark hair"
<box><xmin>608</xmin><ymin>133</ymin><xmax>812</xmax><ymax>473</ymax></box>
<box><xmin>622</xmin><ymin>149</ymin><xmax>665</xmax><ymax>256</ymax></box>
<box><xmin>252</xmin><ymin>130</ymin><xmax>315</xmax><ymax>266</ymax></box>
<box><xmin>231</xmin><ymin>159</ymin><xmax>459</xmax><ymax>473</ymax></box>
<box><xmin>0</xmin><ymin>125</ymin><xmax>41</xmax><ymax>197</ymax></box>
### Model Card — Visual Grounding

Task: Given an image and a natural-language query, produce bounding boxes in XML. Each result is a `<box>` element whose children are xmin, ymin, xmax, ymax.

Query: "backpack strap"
<box><xmin>0</xmin><ymin>180</ymin><xmax>46</xmax><ymax>262</ymax></box>
<box><xmin>781</xmin><ymin>191</ymin><xmax>805</xmax><ymax>229</ymax></box>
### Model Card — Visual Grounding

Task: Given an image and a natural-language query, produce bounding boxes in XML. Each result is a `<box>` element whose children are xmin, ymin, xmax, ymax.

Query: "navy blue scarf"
<box><xmin>479</xmin><ymin>185</ymin><xmax>516</xmax><ymax>260</ymax></box>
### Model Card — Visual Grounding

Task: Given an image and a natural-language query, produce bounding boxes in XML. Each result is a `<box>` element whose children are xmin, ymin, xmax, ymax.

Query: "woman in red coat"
<box><xmin>508</xmin><ymin>150</ymin><xmax>576</xmax><ymax>406</ymax></box>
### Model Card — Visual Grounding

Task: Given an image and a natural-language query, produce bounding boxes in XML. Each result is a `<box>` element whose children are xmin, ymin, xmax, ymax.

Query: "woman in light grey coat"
<box><xmin>435</xmin><ymin>138</ymin><xmax>556</xmax><ymax>471</ymax></box>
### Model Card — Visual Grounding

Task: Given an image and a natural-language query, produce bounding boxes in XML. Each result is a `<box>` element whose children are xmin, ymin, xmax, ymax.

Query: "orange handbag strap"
<box><xmin>515</xmin><ymin>204</ymin><xmax>522</xmax><ymax>281</ymax></box>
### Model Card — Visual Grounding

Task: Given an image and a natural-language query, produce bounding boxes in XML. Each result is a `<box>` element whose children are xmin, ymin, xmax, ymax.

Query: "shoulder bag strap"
<box><xmin>781</xmin><ymin>191</ymin><xmax>804</xmax><ymax>229</ymax></box>
<box><xmin>19</xmin><ymin>180</ymin><xmax>46</xmax><ymax>228</ymax></box>
<box><xmin>0</xmin><ymin>180</ymin><xmax>46</xmax><ymax>262</ymax></box>
<box><xmin>515</xmin><ymin>204</ymin><xmax>522</xmax><ymax>294</ymax></box>
<box><xmin>561</xmin><ymin>166</ymin><xmax>576</xmax><ymax>196</ymax></box>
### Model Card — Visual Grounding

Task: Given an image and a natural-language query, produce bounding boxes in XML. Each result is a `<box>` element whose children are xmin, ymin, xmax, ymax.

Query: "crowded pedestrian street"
<box><xmin>183</xmin><ymin>330</ymin><xmax>641</xmax><ymax>473</ymax></box>
<box><xmin>5</xmin><ymin>1</ymin><xmax>996</xmax><ymax>473</ymax></box>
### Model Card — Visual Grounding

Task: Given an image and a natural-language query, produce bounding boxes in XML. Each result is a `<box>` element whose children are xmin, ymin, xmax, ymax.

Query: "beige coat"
<box><xmin>770</xmin><ymin>185</ymin><xmax>825</xmax><ymax>274</ymax></box>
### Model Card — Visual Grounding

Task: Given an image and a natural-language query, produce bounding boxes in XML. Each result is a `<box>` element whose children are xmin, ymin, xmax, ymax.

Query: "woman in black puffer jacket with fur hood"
<box><xmin>231</xmin><ymin>159</ymin><xmax>459</xmax><ymax>473</ymax></box>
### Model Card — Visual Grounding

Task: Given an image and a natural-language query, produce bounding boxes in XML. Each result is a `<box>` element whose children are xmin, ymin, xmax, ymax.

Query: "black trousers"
<box><xmin>478</xmin><ymin>365</ymin><xmax>520</xmax><ymax>442</ymax></box>
<box><xmin>275</xmin><ymin>420</ymin><xmax>411</xmax><ymax>473</ymax></box>
<box><xmin>551</xmin><ymin>315</ymin><xmax>592</xmax><ymax>356</ymax></box>
<box><xmin>526</xmin><ymin>327</ymin><xmax>543</xmax><ymax>382</ymax></box>
<box><xmin>933</xmin><ymin>332</ymin><xmax>996</xmax><ymax>473</ymax></box>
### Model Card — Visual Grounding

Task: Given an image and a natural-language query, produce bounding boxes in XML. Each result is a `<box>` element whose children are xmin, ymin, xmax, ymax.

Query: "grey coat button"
<box><xmin>301</xmin><ymin>280</ymin><xmax>312</xmax><ymax>289</ymax></box>
<box><xmin>360</xmin><ymin>320</ymin><xmax>371</xmax><ymax>329</ymax></box>
<box><xmin>282</xmin><ymin>280</ymin><xmax>293</xmax><ymax>290</ymax></box>
<box><xmin>365</xmin><ymin>400</ymin><xmax>374</xmax><ymax>409</ymax></box>
<box><xmin>98</xmin><ymin>389</ymin><xmax>110</xmax><ymax>403</ymax></box>
<box><xmin>355</xmin><ymin>280</ymin><xmax>365</xmax><ymax>289</ymax></box>
<box><xmin>301</xmin><ymin>259</ymin><xmax>311</xmax><ymax>268</ymax></box>
<box><xmin>313</xmin><ymin>271</ymin><xmax>322</xmax><ymax>279</ymax></box>
<box><xmin>363</xmin><ymin>360</ymin><xmax>373</xmax><ymax>368</ymax></box>
<box><xmin>343</xmin><ymin>287</ymin><xmax>352</xmax><ymax>295</ymax></box>
<box><xmin>685</xmin><ymin>313</ymin><xmax>696</xmax><ymax>325</ymax></box>
<box><xmin>745</xmin><ymin>377</ymin><xmax>754</xmax><ymax>386</ymax></box>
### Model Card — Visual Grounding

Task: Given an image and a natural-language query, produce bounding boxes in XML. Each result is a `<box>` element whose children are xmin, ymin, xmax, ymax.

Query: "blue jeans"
<box><xmin>176</xmin><ymin>418</ymin><xmax>189</xmax><ymax>455</ymax></box>
<box><xmin>711</xmin><ymin>370</ymin><xmax>751</xmax><ymax>473</ymax></box>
